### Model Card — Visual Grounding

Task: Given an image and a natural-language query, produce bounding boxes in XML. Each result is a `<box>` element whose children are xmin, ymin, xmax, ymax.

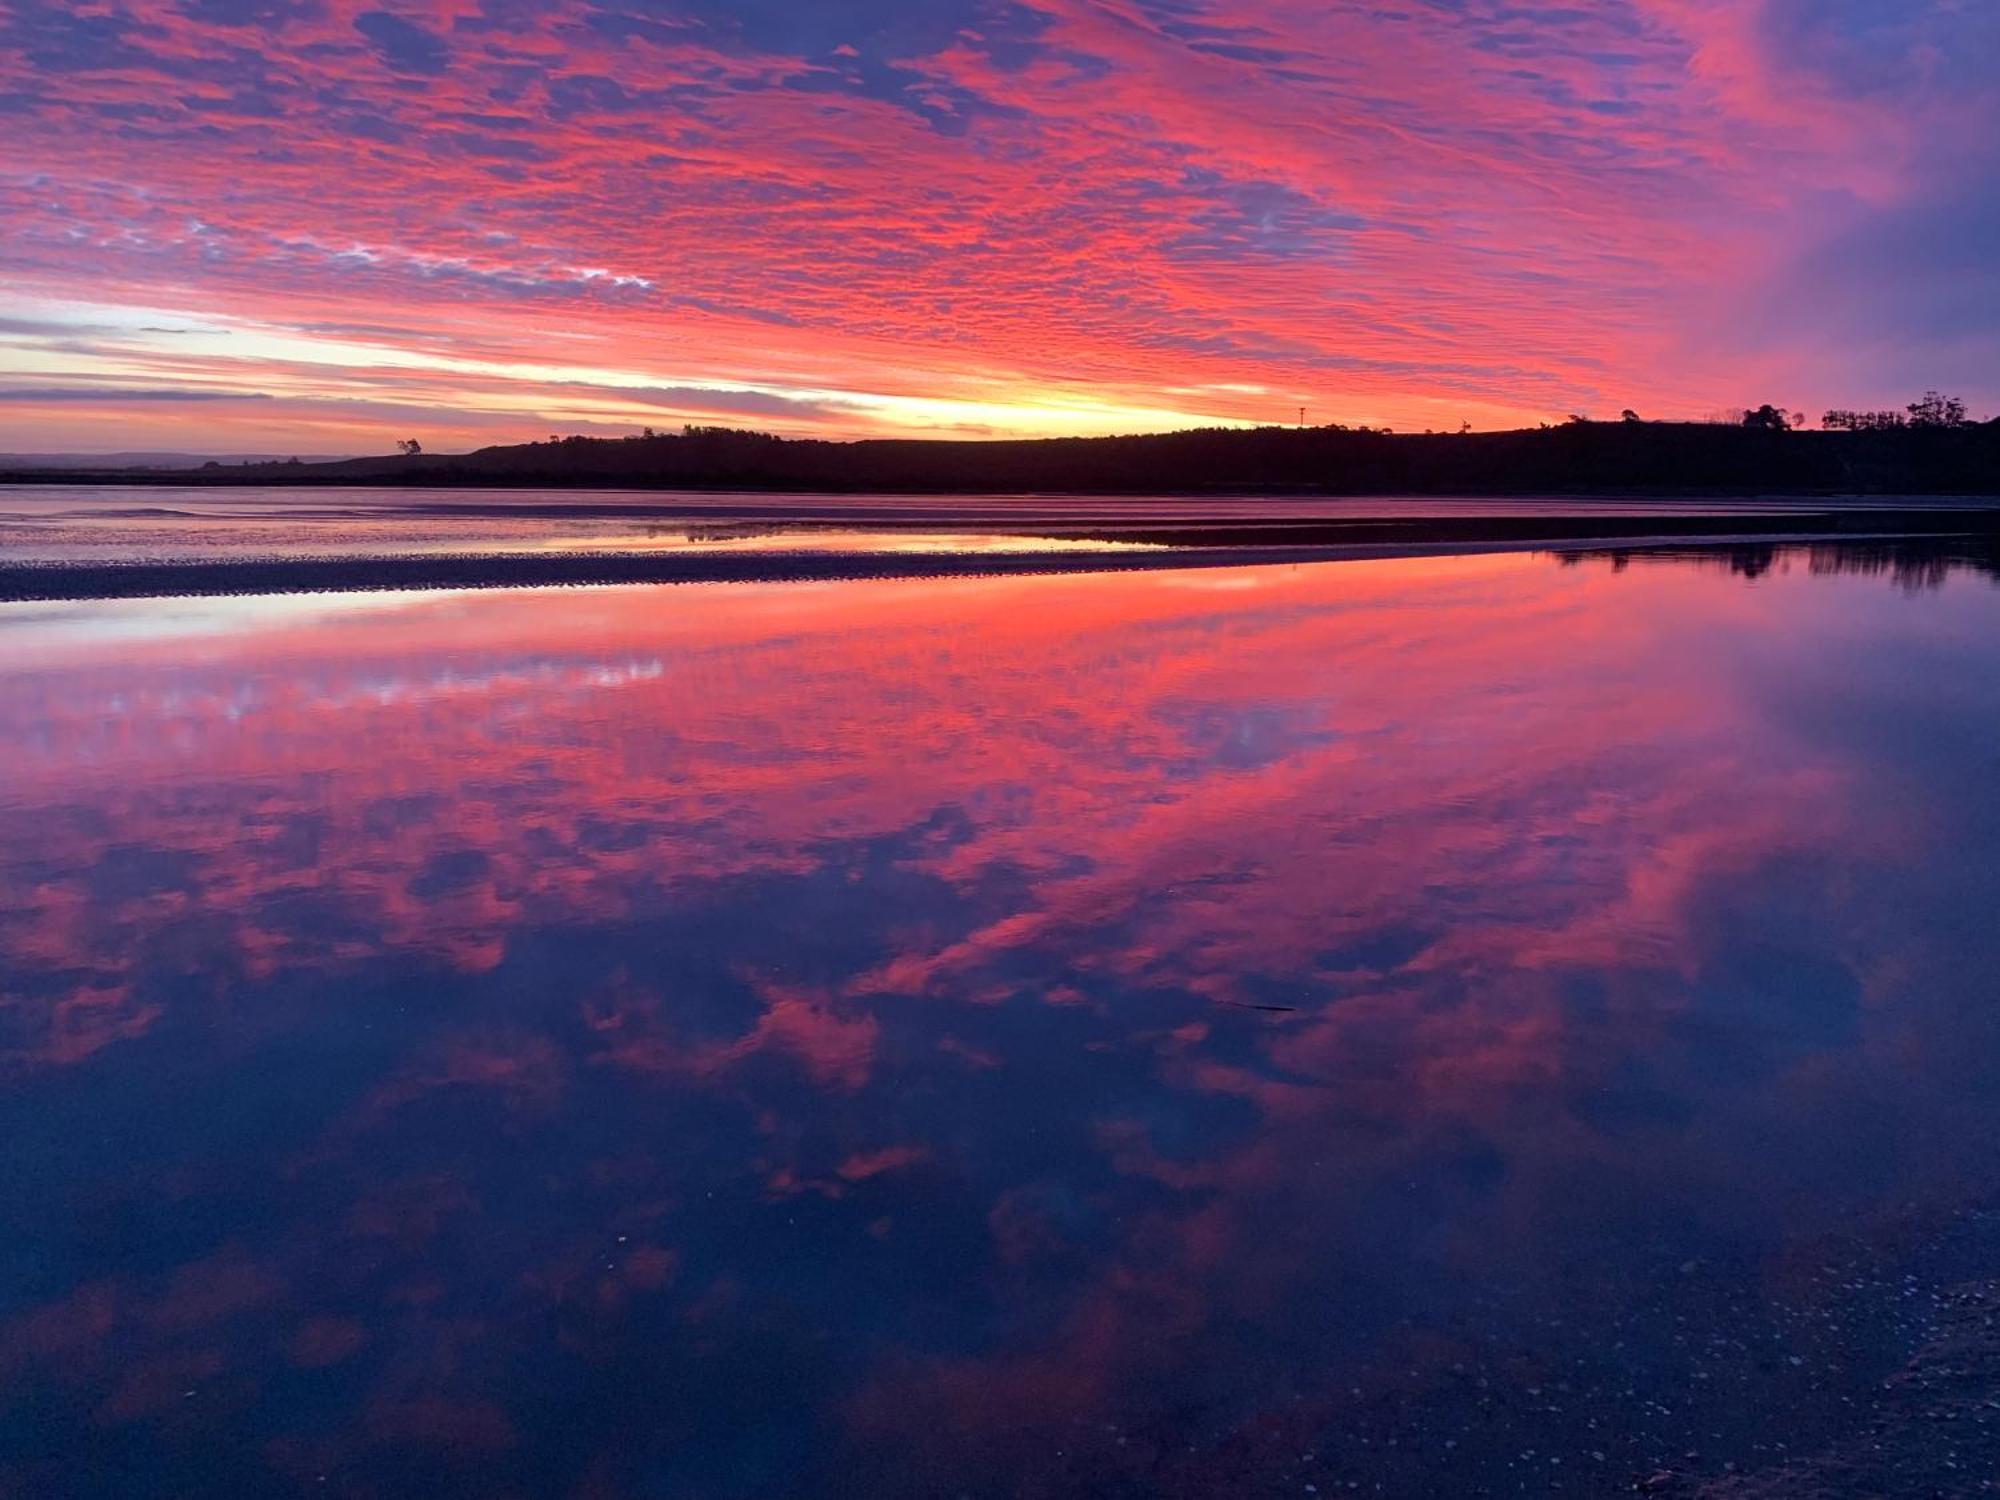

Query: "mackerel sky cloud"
<box><xmin>0</xmin><ymin>0</ymin><xmax>1993</xmax><ymax>450</ymax></box>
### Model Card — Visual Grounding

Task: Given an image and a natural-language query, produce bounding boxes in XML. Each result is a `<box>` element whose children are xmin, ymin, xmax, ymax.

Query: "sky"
<box><xmin>0</xmin><ymin>0</ymin><xmax>1995</xmax><ymax>452</ymax></box>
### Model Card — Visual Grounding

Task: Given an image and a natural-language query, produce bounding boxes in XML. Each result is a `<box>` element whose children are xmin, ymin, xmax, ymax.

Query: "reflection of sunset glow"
<box><xmin>521</xmin><ymin>529</ymin><xmax>1168</xmax><ymax>556</ymax></box>
<box><xmin>0</xmin><ymin>515</ymin><xmax>1167</xmax><ymax>565</ymax></box>
<box><xmin>3</xmin><ymin>552</ymin><xmax>1999</xmax><ymax>1495</ymax></box>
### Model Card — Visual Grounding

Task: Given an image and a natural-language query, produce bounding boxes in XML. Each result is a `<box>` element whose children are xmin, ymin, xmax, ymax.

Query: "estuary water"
<box><xmin>2</xmin><ymin>545</ymin><xmax>1998</xmax><ymax>1497</ymax></box>
<box><xmin>3</xmin><ymin>483</ymin><xmax>1984</xmax><ymax>566</ymax></box>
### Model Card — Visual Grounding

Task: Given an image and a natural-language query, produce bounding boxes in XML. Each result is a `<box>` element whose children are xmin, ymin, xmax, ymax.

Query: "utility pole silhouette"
<box><xmin>1298</xmin><ymin>406</ymin><xmax>1306</xmax><ymax>429</ymax></box>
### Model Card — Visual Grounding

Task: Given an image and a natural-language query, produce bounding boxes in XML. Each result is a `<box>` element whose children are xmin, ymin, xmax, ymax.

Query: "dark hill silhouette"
<box><xmin>10</xmin><ymin>418</ymin><xmax>2000</xmax><ymax>496</ymax></box>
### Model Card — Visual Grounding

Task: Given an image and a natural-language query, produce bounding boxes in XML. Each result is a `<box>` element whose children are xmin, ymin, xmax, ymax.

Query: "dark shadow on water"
<box><xmin>1559</xmin><ymin>536</ymin><xmax>2000</xmax><ymax>590</ymax></box>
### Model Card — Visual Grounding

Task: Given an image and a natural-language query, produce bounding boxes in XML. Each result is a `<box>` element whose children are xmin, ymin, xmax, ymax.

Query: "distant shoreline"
<box><xmin>4</xmin><ymin>525</ymin><xmax>1996</xmax><ymax>604</ymax></box>
<box><xmin>6</xmin><ymin>419</ymin><xmax>1999</xmax><ymax>498</ymax></box>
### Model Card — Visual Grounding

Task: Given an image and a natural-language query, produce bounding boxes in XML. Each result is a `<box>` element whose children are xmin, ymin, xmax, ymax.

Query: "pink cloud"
<box><xmin>1</xmin><ymin>1</ymin><xmax>1990</xmax><ymax>449</ymax></box>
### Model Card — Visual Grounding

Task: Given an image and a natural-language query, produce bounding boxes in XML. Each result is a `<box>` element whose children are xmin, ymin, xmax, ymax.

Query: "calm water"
<box><xmin>2</xmin><ymin>547</ymin><xmax>1998</xmax><ymax>1497</ymax></box>
<box><xmin>2</xmin><ymin>485</ymin><xmax>1973</xmax><ymax>567</ymax></box>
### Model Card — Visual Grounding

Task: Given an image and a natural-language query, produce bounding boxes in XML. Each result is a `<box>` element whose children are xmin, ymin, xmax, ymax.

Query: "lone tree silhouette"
<box><xmin>1742</xmin><ymin>404</ymin><xmax>1792</xmax><ymax>432</ymax></box>
<box><xmin>396</xmin><ymin>438</ymin><xmax>423</xmax><ymax>456</ymax></box>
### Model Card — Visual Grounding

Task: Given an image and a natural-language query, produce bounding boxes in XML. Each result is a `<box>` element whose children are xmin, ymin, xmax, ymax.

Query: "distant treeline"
<box><xmin>15</xmin><ymin>414</ymin><xmax>2000</xmax><ymax>495</ymax></box>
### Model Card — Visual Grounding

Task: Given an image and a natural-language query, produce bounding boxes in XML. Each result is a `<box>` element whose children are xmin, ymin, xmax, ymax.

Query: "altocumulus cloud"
<box><xmin>0</xmin><ymin>0</ymin><xmax>1994</xmax><ymax>445</ymax></box>
<box><xmin>353</xmin><ymin>9</ymin><xmax>450</xmax><ymax>74</ymax></box>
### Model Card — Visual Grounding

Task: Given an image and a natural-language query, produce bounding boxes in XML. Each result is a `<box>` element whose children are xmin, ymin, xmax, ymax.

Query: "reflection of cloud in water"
<box><xmin>0</xmin><ymin>588</ymin><xmax>481</xmax><ymax>650</ymax></box>
<box><xmin>1</xmin><ymin>551</ymin><xmax>1998</xmax><ymax>1496</ymax></box>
